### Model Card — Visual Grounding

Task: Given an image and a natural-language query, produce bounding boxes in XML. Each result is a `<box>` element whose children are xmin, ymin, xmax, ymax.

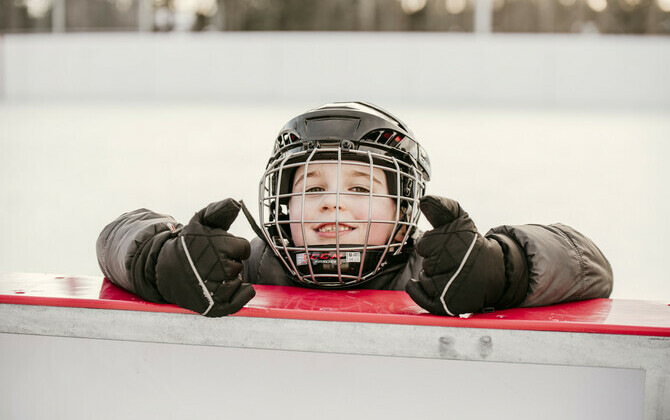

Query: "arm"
<box><xmin>96</xmin><ymin>199</ymin><xmax>255</xmax><ymax>317</ymax></box>
<box><xmin>405</xmin><ymin>196</ymin><xmax>527</xmax><ymax>316</ymax></box>
<box><xmin>96</xmin><ymin>208</ymin><xmax>178</xmax><ymax>303</ymax></box>
<box><xmin>405</xmin><ymin>196</ymin><xmax>612</xmax><ymax>316</ymax></box>
<box><xmin>488</xmin><ymin>223</ymin><xmax>613</xmax><ymax>308</ymax></box>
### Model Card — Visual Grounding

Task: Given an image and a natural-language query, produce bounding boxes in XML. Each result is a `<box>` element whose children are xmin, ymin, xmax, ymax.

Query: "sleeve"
<box><xmin>96</xmin><ymin>209</ymin><xmax>183</xmax><ymax>303</ymax></box>
<box><xmin>242</xmin><ymin>237</ymin><xmax>266</xmax><ymax>284</ymax></box>
<box><xmin>487</xmin><ymin>223</ymin><xmax>613</xmax><ymax>308</ymax></box>
<box><xmin>242</xmin><ymin>237</ymin><xmax>297</xmax><ymax>287</ymax></box>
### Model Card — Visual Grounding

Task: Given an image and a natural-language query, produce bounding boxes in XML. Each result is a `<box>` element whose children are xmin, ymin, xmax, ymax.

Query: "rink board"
<box><xmin>0</xmin><ymin>273</ymin><xmax>668</xmax><ymax>420</ymax></box>
<box><xmin>1</xmin><ymin>273</ymin><xmax>668</xmax><ymax>336</ymax></box>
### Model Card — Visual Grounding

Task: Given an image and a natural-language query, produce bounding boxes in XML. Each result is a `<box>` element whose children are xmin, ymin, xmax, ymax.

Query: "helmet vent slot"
<box><xmin>363</xmin><ymin>129</ymin><xmax>404</xmax><ymax>146</ymax></box>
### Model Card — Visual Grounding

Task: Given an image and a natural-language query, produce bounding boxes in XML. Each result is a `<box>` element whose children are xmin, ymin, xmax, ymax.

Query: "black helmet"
<box><xmin>258</xmin><ymin>102</ymin><xmax>431</xmax><ymax>288</ymax></box>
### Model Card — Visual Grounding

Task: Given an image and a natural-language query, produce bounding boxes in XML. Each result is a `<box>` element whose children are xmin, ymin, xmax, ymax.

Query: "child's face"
<box><xmin>289</xmin><ymin>162</ymin><xmax>397</xmax><ymax>247</ymax></box>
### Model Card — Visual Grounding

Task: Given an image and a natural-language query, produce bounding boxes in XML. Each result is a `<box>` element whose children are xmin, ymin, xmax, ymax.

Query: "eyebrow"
<box><xmin>349</xmin><ymin>170</ymin><xmax>384</xmax><ymax>186</ymax></box>
<box><xmin>292</xmin><ymin>168</ymin><xmax>384</xmax><ymax>189</ymax></box>
<box><xmin>292</xmin><ymin>169</ymin><xmax>322</xmax><ymax>190</ymax></box>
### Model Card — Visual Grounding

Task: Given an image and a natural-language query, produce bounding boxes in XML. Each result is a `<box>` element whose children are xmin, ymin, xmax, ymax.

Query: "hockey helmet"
<box><xmin>258</xmin><ymin>102</ymin><xmax>431</xmax><ymax>288</ymax></box>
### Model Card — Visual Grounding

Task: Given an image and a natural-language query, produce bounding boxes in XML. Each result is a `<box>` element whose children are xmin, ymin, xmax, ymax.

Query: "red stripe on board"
<box><xmin>1</xmin><ymin>273</ymin><xmax>669</xmax><ymax>337</ymax></box>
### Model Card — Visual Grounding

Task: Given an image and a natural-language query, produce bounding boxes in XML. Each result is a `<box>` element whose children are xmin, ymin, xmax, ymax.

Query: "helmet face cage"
<box><xmin>259</xmin><ymin>144</ymin><xmax>427</xmax><ymax>288</ymax></box>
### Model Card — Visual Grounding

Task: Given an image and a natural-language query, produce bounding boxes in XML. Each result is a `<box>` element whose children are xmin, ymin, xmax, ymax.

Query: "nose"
<box><xmin>319</xmin><ymin>192</ymin><xmax>345</xmax><ymax>212</ymax></box>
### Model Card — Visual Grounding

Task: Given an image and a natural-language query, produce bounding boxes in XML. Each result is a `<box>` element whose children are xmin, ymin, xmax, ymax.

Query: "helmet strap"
<box><xmin>239</xmin><ymin>200</ymin><xmax>273</xmax><ymax>248</ymax></box>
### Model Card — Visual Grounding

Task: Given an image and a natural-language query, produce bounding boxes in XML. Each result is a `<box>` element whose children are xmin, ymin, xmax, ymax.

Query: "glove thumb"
<box><xmin>191</xmin><ymin>198</ymin><xmax>242</xmax><ymax>231</ymax></box>
<box><xmin>419</xmin><ymin>195</ymin><xmax>469</xmax><ymax>229</ymax></box>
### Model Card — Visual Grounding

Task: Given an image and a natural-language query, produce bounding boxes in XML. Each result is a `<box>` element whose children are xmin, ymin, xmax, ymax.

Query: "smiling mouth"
<box><xmin>314</xmin><ymin>223</ymin><xmax>356</xmax><ymax>233</ymax></box>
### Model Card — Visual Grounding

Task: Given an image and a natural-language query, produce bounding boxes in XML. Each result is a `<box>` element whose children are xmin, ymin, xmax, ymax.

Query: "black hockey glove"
<box><xmin>155</xmin><ymin>199</ymin><xmax>255</xmax><ymax>317</ymax></box>
<box><xmin>405</xmin><ymin>196</ymin><xmax>507</xmax><ymax>316</ymax></box>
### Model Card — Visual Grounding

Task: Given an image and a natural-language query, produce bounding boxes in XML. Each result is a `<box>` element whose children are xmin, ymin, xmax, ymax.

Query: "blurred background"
<box><xmin>2</xmin><ymin>0</ymin><xmax>670</xmax><ymax>33</ymax></box>
<box><xmin>0</xmin><ymin>0</ymin><xmax>668</xmax><ymax>301</ymax></box>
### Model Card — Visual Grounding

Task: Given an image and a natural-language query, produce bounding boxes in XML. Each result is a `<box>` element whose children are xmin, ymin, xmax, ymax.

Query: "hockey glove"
<box><xmin>405</xmin><ymin>196</ymin><xmax>507</xmax><ymax>316</ymax></box>
<box><xmin>155</xmin><ymin>198</ymin><xmax>255</xmax><ymax>317</ymax></box>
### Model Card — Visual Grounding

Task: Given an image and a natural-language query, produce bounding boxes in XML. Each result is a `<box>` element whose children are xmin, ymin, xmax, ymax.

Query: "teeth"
<box><xmin>317</xmin><ymin>225</ymin><xmax>353</xmax><ymax>233</ymax></box>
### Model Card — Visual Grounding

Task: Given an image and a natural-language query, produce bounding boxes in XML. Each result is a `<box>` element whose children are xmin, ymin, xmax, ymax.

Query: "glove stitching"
<box><xmin>179</xmin><ymin>236</ymin><xmax>215</xmax><ymax>315</ymax></box>
<box><xmin>429</xmin><ymin>230</ymin><xmax>474</xmax><ymax>275</ymax></box>
<box><xmin>207</xmin><ymin>234</ymin><xmax>234</xmax><ymax>289</ymax></box>
<box><xmin>185</xmin><ymin>232</ymin><xmax>249</xmax><ymax>260</ymax></box>
<box><xmin>438</xmin><ymin>232</ymin><xmax>479</xmax><ymax>316</ymax></box>
<box><xmin>203</xmin><ymin>257</ymin><xmax>219</xmax><ymax>284</ymax></box>
<box><xmin>187</xmin><ymin>237</ymin><xmax>211</xmax><ymax>272</ymax></box>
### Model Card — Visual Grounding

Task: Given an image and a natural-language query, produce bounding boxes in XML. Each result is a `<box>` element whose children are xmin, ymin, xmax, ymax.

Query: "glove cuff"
<box><xmin>130</xmin><ymin>229</ymin><xmax>174</xmax><ymax>304</ymax></box>
<box><xmin>487</xmin><ymin>233</ymin><xmax>529</xmax><ymax>310</ymax></box>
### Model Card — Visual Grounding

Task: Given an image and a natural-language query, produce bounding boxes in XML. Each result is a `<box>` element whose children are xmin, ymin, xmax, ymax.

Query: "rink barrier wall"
<box><xmin>0</xmin><ymin>273</ymin><xmax>668</xmax><ymax>419</ymax></box>
<box><xmin>1</xmin><ymin>33</ymin><xmax>669</xmax><ymax>108</ymax></box>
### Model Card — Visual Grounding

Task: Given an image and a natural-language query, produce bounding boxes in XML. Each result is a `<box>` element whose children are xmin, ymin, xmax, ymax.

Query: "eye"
<box><xmin>351</xmin><ymin>186</ymin><xmax>370</xmax><ymax>193</ymax></box>
<box><xmin>305</xmin><ymin>186</ymin><xmax>325</xmax><ymax>193</ymax></box>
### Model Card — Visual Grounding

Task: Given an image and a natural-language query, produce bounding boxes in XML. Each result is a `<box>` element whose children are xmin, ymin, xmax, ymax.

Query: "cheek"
<box><xmin>369</xmin><ymin>197</ymin><xmax>397</xmax><ymax>220</ymax></box>
<box><xmin>290</xmin><ymin>226</ymin><xmax>304</xmax><ymax>246</ymax></box>
<box><xmin>364</xmin><ymin>197</ymin><xmax>397</xmax><ymax>245</ymax></box>
<box><xmin>288</xmin><ymin>197</ymin><xmax>301</xmax><ymax>219</ymax></box>
<box><xmin>288</xmin><ymin>197</ymin><xmax>303</xmax><ymax>246</ymax></box>
<box><xmin>346</xmin><ymin>197</ymin><xmax>397</xmax><ymax>226</ymax></box>
<box><xmin>290</xmin><ymin>197</ymin><xmax>323</xmax><ymax>220</ymax></box>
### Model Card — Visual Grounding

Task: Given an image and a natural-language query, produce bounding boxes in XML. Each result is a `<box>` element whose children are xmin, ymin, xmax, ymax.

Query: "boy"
<box><xmin>97</xmin><ymin>102</ymin><xmax>613</xmax><ymax>317</ymax></box>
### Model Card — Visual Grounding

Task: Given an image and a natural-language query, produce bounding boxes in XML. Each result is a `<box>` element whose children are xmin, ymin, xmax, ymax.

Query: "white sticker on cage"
<box><xmin>346</xmin><ymin>252</ymin><xmax>361</xmax><ymax>263</ymax></box>
<box><xmin>296</xmin><ymin>253</ymin><xmax>308</xmax><ymax>266</ymax></box>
